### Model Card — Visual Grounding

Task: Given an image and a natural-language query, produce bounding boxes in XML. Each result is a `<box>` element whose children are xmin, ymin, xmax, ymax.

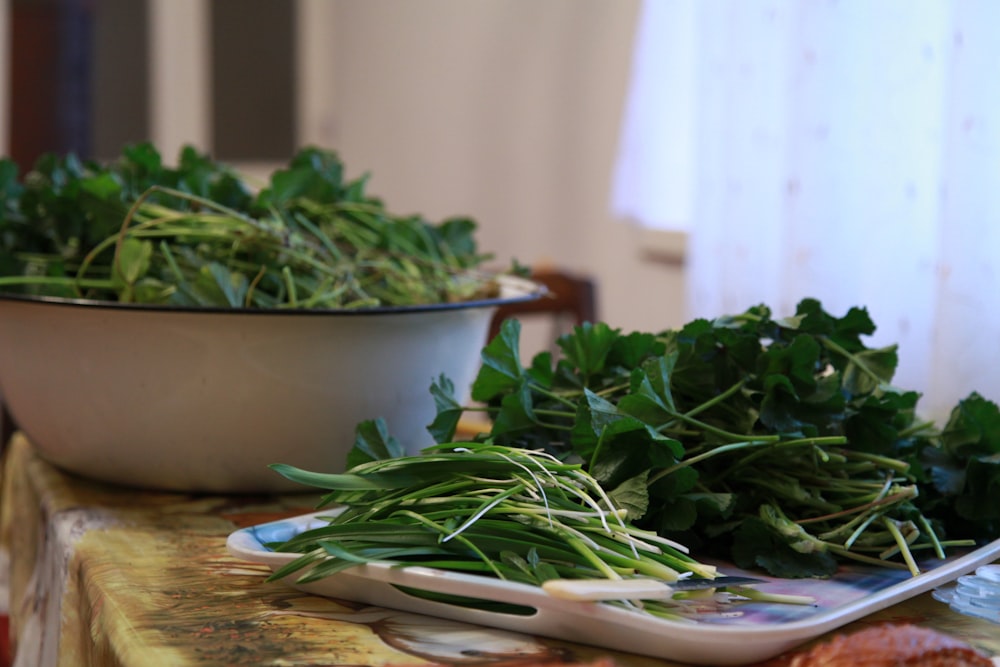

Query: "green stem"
<box><xmin>822</xmin><ymin>542</ymin><xmax>911</xmax><ymax>570</ymax></box>
<box><xmin>392</xmin><ymin>510</ymin><xmax>506</xmax><ymax>579</ymax></box>
<box><xmin>593</xmin><ymin>382</ymin><xmax>632</xmax><ymax>398</ymax></box>
<box><xmin>841</xmin><ymin>511</ymin><xmax>883</xmax><ymax>549</ymax></box>
<box><xmin>723</xmin><ymin>436</ymin><xmax>848</xmax><ymax>472</ymax></box>
<box><xmin>820</xmin><ymin>336</ymin><xmax>885</xmax><ymax>387</ymax></box>
<box><xmin>897</xmin><ymin>419</ymin><xmax>938</xmax><ymax>439</ymax></box>
<box><xmin>727</xmin><ymin>587</ymin><xmax>816</xmax><ymax>606</ymax></box>
<box><xmin>0</xmin><ymin>275</ymin><xmax>113</xmax><ymax>291</ymax></box>
<box><xmin>682</xmin><ymin>379</ymin><xmax>746</xmax><ymax>420</ymax></box>
<box><xmin>795</xmin><ymin>487</ymin><xmax>916</xmax><ymax>526</ymax></box>
<box><xmin>882</xmin><ymin>517</ymin><xmax>920</xmax><ymax>576</ymax></box>
<box><xmin>528</xmin><ymin>383</ymin><xmax>581</xmax><ymax>410</ymax></box>
<box><xmin>917</xmin><ymin>514</ymin><xmax>946</xmax><ymax>560</ymax></box>
<box><xmin>660</xmin><ymin>411</ymin><xmax>781</xmax><ymax>445</ymax></box>
<box><xmin>648</xmin><ymin>439</ymin><xmax>778</xmax><ymax>486</ymax></box>
<box><xmin>839</xmin><ymin>450</ymin><xmax>912</xmax><ymax>473</ymax></box>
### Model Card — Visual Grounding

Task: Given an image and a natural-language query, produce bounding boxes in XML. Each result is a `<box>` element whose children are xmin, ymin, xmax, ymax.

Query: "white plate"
<box><xmin>226</xmin><ymin>511</ymin><xmax>1000</xmax><ymax>666</ymax></box>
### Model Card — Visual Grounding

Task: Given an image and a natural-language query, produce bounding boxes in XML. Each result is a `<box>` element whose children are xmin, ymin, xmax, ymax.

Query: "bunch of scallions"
<box><xmin>267</xmin><ymin>437</ymin><xmax>808</xmax><ymax>621</ymax></box>
<box><xmin>0</xmin><ymin>144</ymin><xmax>504</xmax><ymax>308</ymax></box>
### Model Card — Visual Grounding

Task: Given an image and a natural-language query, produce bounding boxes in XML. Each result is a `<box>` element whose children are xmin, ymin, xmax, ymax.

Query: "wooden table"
<box><xmin>1</xmin><ymin>432</ymin><xmax>998</xmax><ymax>667</ymax></box>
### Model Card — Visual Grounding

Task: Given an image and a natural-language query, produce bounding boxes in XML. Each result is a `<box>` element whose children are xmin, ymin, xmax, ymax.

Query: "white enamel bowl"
<box><xmin>0</xmin><ymin>275</ymin><xmax>540</xmax><ymax>493</ymax></box>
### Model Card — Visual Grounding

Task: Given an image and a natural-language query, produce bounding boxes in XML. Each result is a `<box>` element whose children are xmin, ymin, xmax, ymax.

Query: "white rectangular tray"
<box><xmin>226</xmin><ymin>511</ymin><xmax>1000</xmax><ymax>666</ymax></box>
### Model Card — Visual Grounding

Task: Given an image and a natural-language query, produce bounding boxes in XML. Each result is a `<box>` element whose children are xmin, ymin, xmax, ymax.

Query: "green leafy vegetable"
<box><xmin>433</xmin><ymin>301</ymin><xmax>999</xmax><ymax>578</ymax></box>
<box><xmin>0</xmin><ymin>144</ymin><xmax>511</xmax><ymax>308</ymax></box>
<box><xmin>266</xmin><ymin>433</ymin><xmax>806</xmax><ymax>620</ymax></box>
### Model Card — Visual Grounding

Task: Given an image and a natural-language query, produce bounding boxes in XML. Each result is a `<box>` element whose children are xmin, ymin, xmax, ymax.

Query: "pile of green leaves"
<box><xmin>429</xmin><ymin>299</ymin><xmax>1000</xmax><ymax>578</ymax></box>
<box><xmin>0</xmin><ymin>143</ymin><xmax>499</xmax><ymax>308</ymax></box>
<box><xmin>266</xmin><ymin>428</ymin><xmax>747</xmax><ymax>620</ymax></box>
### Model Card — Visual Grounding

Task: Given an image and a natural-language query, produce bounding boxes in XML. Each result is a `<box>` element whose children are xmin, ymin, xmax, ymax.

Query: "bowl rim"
<box><xmin>0</xmin><ymin>273</ymin><xmax>546</xmax><ymax>317</ymax></box>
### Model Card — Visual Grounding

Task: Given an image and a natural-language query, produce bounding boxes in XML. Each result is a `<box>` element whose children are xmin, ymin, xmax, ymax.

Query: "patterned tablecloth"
<box><xmin>1</xmin><ymin>432</ymin><xmax>998</xmax><ymax>667</ymax></box>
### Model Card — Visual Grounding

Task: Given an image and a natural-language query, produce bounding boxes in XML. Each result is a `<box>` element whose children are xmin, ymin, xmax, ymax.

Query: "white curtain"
<box><xmin>614</xmin><ymin>0</ymin><xmax>1000</xmax><ymax>420</ymax></box>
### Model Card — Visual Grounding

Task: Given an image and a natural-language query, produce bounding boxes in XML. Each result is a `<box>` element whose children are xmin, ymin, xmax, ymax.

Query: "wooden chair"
<box><xmin>488</xmin><ymin>268</ymin><xmax>598</xmax><ymax>342</ymax></box>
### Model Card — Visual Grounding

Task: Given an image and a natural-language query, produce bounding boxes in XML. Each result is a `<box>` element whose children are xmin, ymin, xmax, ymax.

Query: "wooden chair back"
<box><xmin>488</xmin><ymin>269</ymin><xmax>597</xmax><ymax>342</ymax></box>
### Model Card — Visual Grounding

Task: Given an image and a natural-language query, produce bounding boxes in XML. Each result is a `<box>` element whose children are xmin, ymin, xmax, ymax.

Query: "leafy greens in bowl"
<box><xmin>0</xmin><ymin>143</ymin><xmax>510</xmax><ymax>309</ymax></box>
<box><xmin>0</xmin><ymin>145</ymin><xmax>543</xmax><ymax>493</ymax></box>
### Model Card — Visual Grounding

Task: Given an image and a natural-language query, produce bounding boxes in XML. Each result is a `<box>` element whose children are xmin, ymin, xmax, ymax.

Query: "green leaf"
<box><xmin>189</xmin><ymin>261</ymin><xmax>248</xmax><ymax>307</ymax></box>
<box><xmin>758</xmin><ymin>333</ymin><xmax>820</xmax><ymax>395</ymax></box>
<box><xmin>652</xmin><ymin>496</ymin><xmax>698</xmax><ymax>532</ymax></box>
<box><xmin>427</xmin><ymin>374</ymin><xmax>464</xmax><ymax>444</ymax></box>
<box><xmin>471</xmin><ymin>318</ymin><xmax>525</xmax><ymax>402</ymax></box>
<box><xmin>349</xmin><ymin>418</ymin><xmax>405</xmax><ymax>466</ymax></box>
<box><xmin>268</xmin><ymin>463</ymin><xmax>397</xmax><ymax>491</ymax></box>
<box><xmin>731</xmin><ymin>517</ymin><xmax>838</xmax><ymax>578</ymax></box>
<box><xmin>0</xmin><ymin>159</ymin><xmax>20</xmax><ymax>197</ymax></box>
<box><xmin>686</xmin><ymin>492</ymin><xmax>736</xmax><ymax>518</ymax></box>
<box><xmin>267</xmin><ymin>167</ymin><xmax>338</xmax><ymax>207</ymax></box>
<box><xmin>841</xmin><ymin>345</ymin><xmax>899</xmax><ymax>396</ymax></box>
<box><xmin>941</xmin><ymin>392</ymin><xmax>1000</xmax><ymax>459</ymax></box>
<box><xmin>796</xmin><ymin>299</ymin><xmax>876</xmax><ymax>353</ymax></box>
<box><xmin>257</xmin><ymin>148</ymin><xmax>346</xmax><ymax>207</ymax></box>
<box><xmin>490</xmin><ymin>382</ymin><xmax>538</xmax><ymax>437</ymax></box>
<box><xmin>79</xmin><ymin>172</ymin><xmax>122</xmax><ymax>201</ymax></box>
<box><xmin>844</xmin><ymin>390</ymin><xmax>918</xmax><ymax>455</ymax></box>
<box><xmin>647</xmin><ymin>465</ymin><xmax>699</xmax><ymax>500</ymax></box>
<box><xmin>131</xmin><ymin>278</ymin><xmax>175</xmax><ymax>304</ymax></box>
<box><xmin>606</xmin><ymin>472</ymin><xmax>650</xmax><ymax>521</ymax></box>
<box><xmin>111</xmin><ymin>238</ymin><xmax>153</xmax><ymax>295</ymax></box>
<box><xmin>557</xmin><ymin>321</ymin><xmax>619</xmax><ymax>380</ymax></box>
<box><xmin>569</xmin><ymin>399</ymin><xmax>600</xmax><ymax>456</ymax></box>
<box><xmin>588</xmin><ymin>415</ymin><xmax>684</xmax><ymax>489</ymax></box>
<box><xmin>526</xmin><ymin>351</ymin><xmax>555</xmax><ymax>388</ymax></box>
<box><xmin>608</xmin><ymin>331</ymin><xmax>663</xmax><ymax>369</ymax></box>
<box><xmin>954</xmin><ymin>454</ymin><xmax>1000</xmax><ymax>522</ymax></box>
<box><xmin>759</xmin><ymin>373</ymin><xmax>803</xmax><ymax>433</ymax></box>
<box><xmin>617</xmin><ymin>354</ymin><xmax>679</xmax><ymax>422</ymax></box>
<box><xmin>583</xmin><ymin>389</ymin><xmax>626</xmax><ymax>435</ymax></box>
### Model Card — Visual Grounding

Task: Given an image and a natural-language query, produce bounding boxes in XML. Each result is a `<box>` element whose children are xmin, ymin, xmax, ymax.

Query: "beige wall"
<box><xmin>319</xmin><ymin>1</ymin><xmax>687</xmax><ymax>347</ymax></box>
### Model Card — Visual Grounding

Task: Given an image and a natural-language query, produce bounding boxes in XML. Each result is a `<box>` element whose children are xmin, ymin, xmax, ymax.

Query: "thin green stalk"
<box><xmin>822</xmin><ymin>542</ymin><xmax>910</xmax><ymax>570</ymax></box>
<box><xmin>796</xmin><ymin>488</ymin><xmax>916</xmax><ymax>526</ymax></box>
<box><xmin>648</xmin><ymin>439</ymin><xmax>781</xmax><ymax>486</ymax></box>
<box><xmin>819</xmin><ymin>336</ymin><xmax>885</xmax><ymax>387</ymax></box>
<box><xmin>524</xmin><ymin>383</ymin><xmax>581</xmax><ymax>411</ymax></box>
<box><xmin>659</xmin><ymin>411</ymin><xmax>781</xmax><ymax>444</ymax></box>
<box><xmin>727</xmin><ymin>587</ymin><xmax>815</xmax><ymax>606</ymax></box>
<box><xmin>282</xmin><ymin>266</ymin><xmax>298</xmax><ymax>306</ymax></box>
<box><xmin>917</xmin><ymin>514</ymin><xmax>946</xmax><ymax>560</ymax></box>
<box><xmin>0</xmin><ymin>275</ymin><xmax>113</xmax><ymax>291</ymax></box>
<box><xmin>244</xmin><ymin>265</ymin><xmax>267</xmax><ymax>307</ymax></box>
<box><xmin>565</xmin><ymin>536</ymin><xmax>624</xmax><ymax>580</ymax></box>
<box><xmin>392</xmin><ymin>510</ymin><xmax>506</xmax><ymax>579</ymax></box>
<box><xmin>443</xmin><ymin>486</ymin><xmax>531</xmax><ymax>542</ymax></box>
<box><xmin>842</xmin><ymin>512</ymin><xmax>884</xmax><ymax>549</ymax></box>
<box><xmin>840</xmin><ymin>450</ymin><xmax>912</xmax><ymax>473</ymax></box>
<box><xmin>681</xmin><ymin>379</ymin><xmax>746</xmax><ymax>420</ymax></box>
<box><xmin>718</xmin><ymin>436</ymin><xmax>848</xmax><ymax>475</ymax></box>
<box><xmin>593</xmin><ymin>381</ymin><xmax>633</xmax><ymax>398</ymax></box>
<box><xmin>897</xmin><ymin>419</ymin><xmax>937</xmax><ymax>439</ymax></box>
<box><xmin>882</xmin><ymin>517</ymin><xmax>920</xmax><ymax>576</ymax></box>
